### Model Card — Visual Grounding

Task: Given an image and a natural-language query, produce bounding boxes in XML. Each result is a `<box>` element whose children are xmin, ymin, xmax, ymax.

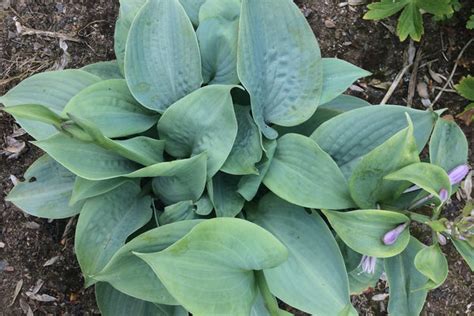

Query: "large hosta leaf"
<box><xmin>322</xmin><ymin>209</ymin><xmax>410</xmax><ymax>258</ymax></box>
<box><xmin>429</xmin><ymin>117</ymin><xmax>468</xmax><ymax>172</ymax></box>
<box><xmin>95</xmin><ymin>221</ymin><xmax>202</xmax><ymax>304</ymax></box>
<box><xmin>275</xmin><ymin>94</ymin><xmax>370</xmax><ymax>137</ymax></box>
<box><xmin>125</xmin><ymin>0</ymin><xmax>202</xmax><ymax>112</ymax></box>
<box><xmin>82</xmin><ymin>61</ymin><xmax>123</xmax><ymax>79</ymax></box>
<box><xmin>452</xmin><ymin>239</ymin><xmax>474</xmax><ymax>270</ymax></box>
<box><xmin>179</xmin><ymin>0</ymin><xmax>206</xmax><ymax>25</ymax></box>
<box><xmin>208</xmin><ymin>172</ymin><xmax>245</xmax><ymax>217</ymax></box>
<box><xmin>70</xmin><ymin>177</ymin><xmax>133</xmax><ymax>205</ymax></box>
<box><xmin>135</xmin><ymin>218</ymin><xmax>288</xmax><ymax>316</ymax></box>
<box><xmin>238</xmin><ymin>0</ymin><xmax>323</xmax><ymax>139</ymax></box>
<box><xmin>95</xmin><ymin>282</ymin><xmax>186</xmax><ymax>316</ymax></box>
<box><xmin>6</xmin><ymin>155</ymin><xmax>79</xmax><ymax>219</ymax></box>
<box><xmin>62</xmin><ymin>79</ymin><xmax>158</xmax><ymax>138</ymax></box>
<box><xmin>247</xmin><ymin>194</ymin><xmax>352</xmax><ymax>315</ymax></box>
<box><xmin>311</xmin><ymin>105</ymin><xmax>437</xmax><ymax>177</ymax></box>
<box><xmin>263</xmin><ymin>133</ymin><xmax>354</xmax><ymax>209</ymax></box>
<box><xmin>0</xmin><ymin>70</ymin><xmax>100</xmax><ymax>139</ymax></box>
<box><xmin>349</xmin><ymin>120</ymin><xmax>420</xmax><ymax>209</ymax></box>
<box><xmin>319</xmin><ymin>58</ymin><xmax>371</xmax><ymax>105</ymax></box>
<box><xmin>75</xmin><ymin>181</ymin><xmax>152</xmax><ymax>286</ymax></box>
<box><xmin>157</xmin><ymin>85</ymin><xmax>238</xmax><ymax>178</ymax></box>
<box><xmin>384</xmin><ymin>237</ymin><xmax>429</xmax><ymax>315</ymax></box>
<box><xmin>221</xmin><ymin>105</ymin><xmax>262</xmax><ymax>175</ymax></box>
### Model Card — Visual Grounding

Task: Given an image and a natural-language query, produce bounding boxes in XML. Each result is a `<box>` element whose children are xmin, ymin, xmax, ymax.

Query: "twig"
<box><xmin>407</xmin><ymin>46</ymin><xmax>423</xmax><ymax>107</ymax></box>
<box><xmin>432</xmin><ymin>38</ymin><xmax>474</xmax><ymax>107</ymax></box>
<box><xmin>380</xmin><ymin>64</ymin><xmax>412</xmax><ymax>105</ymax></box>
<box><xmin>15</xmin><ymin>21</ymin><xmax>82</xmax><ymax>43</ymax></box>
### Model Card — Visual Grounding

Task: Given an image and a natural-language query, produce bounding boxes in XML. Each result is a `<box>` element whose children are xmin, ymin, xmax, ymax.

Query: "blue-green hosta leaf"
<box><xmin>263</xmin><ymin>133</ymin><xmax>355</xmax><ymax>210</ymax></box>
<box><xmin>221</xmin><ymin>105</ymin><xmax>262</xmax><ymax>175</ymax></box>
<box><xmin>238</xmin><ymin>0</ymin><xmax>323</xmax><ymax>139</ymax></box>
<box><xmin>70</xmin><ymin>177</ymin><xmax>133</xmax><ymax>205</ymax></box>
<box><xmin>429</xmin><ymin>118</ymin><xmax>468</xmax><ymax>172</ymax></box>
<box><xmin>159</xmin><ymin>201</ymin><xmax>200</xmax><ymax>225</ymax></box>
<box><xmin>62</xmin><ymin>79</ymin><xmax>158</xmax><ymax>138</ymax></box>
<box><xmin>152</xmin><ymin>154</ymin><xmax>207</xmax><ymax>205</ymax></box>
<box><xmin>319</xmin><ymin>58</ymin><xmax>371</xmax><ymax>105</ymax></box>
<box><xmin>95</xmin><ymin>220</ymin><xmax>201</xmax><ymax>304</ymax></box>
<box><xmin>179</xmin><ymin>0</ymin><xmax>206</xmax><ymax>25</ymax></box>
<box><xmin>197</xmin><ymin>18</ymin><xmax>239</xmax><ymax>85</ymax></box>
<box><xmin>6</xmin><ymin>154</ymin><xmax>80</xmax><ymax>219</ymax></box>
<box><xmin>125</xmin><ymin>0</ymin><xmax>202</xmax><ymax>112</ymax></box>
<box><xmin>75</xmin><ymin>181</ymin><xmax>153</xmax><ymax>287</ymax></box>
<box><xmin>194</xmin><ymin>194</ymin><xmax>213</xmax><ymax>216</ymax></box>
<box><xmin>311</xmin><ymin>105</ymin><xmax>437</xmax><ymax>178</ymax></box>
<box><xmin>95</xmin><ymin>282</ymin><xmax>186</xmax><ymax>316</ymax></box>
<box><xmin>135</xmin><ymin>218</ymin><xmax>288</xmax><ymax>316</ymax></box>
<box><xmin>322</xmin><ymin>209</ymin><xmax>410</xmax><ymax>258</ymax></box>
<box><xmin>3</xmin><ymin>104</ymin><xmax>63</xmax><ymax>128</ymax></box>
<box><xmin>198</xmin><ymin>0</ymin><xmax>240</xmax><ymax>21</ymax></box>
<box><xmin>237</xmin><ymin>139</ymin><xmax>277</xmax><ymax>201</ymax></box>
<box><xmin>452</xmin><ymin>239</ymin><xmax>474</xmax><ymax>271</ymax></box>
<box><xmin>208</xmin><ymin>172</ymin><xmax>245</xmax><ymax>217</ymax></box>
<box><xmin>414</xmin><ymin>244</ymin><xmax>448</xmax><ymax>289</ymax></box>
<box><xmin>82</xmin><ymin>61</ymin><xmax>123</xmax><ymax>79</ymax></box>
<box><xmin>0</xmin><ymin>70</ymin><xmax>100</xmax><ymax>139</ymax></box>
<box><xmin>275</xmin><ymin>95</ymin><xmax>370</xmax><ymax>137</ymax></box>
<box><xmin>384</xmin><ymin>237</ymin><xmax>429</xmax><ymax>315</ymax></box>
<box><xmin>349</xmin><ymin>120</ymin><xmax>420</xmax><ymax>208</ymax></box>
<box><xmin>385</xmin><ymin>162</ymin><xmax>451</xmax><ymax>203</ymax></box>
<box><xmin>157</xmin><ymin>85</ymin><xmax>238</xmax><ymax>178</ymax></box>
<box><xmin>247</xmin><ymin>193</ymin><xmax>352</xmax><ymax>315</ymax></box>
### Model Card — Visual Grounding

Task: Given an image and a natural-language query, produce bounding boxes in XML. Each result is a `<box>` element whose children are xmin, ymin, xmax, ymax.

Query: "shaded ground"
<box><xmin>0</xmin><ymin>0</ymin><xmax>473</xmax><ymax>315</ymax></box>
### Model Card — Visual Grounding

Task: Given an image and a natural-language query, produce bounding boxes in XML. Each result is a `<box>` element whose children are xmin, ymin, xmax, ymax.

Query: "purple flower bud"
<box><xmin>439</xmin><ymin>188</ymin><xmax>449</xmax><ymax>202</ymax></box>
<box><xmin>437</xmin><ymin>233</ymin><xmax>447</xmax><ymax>246</ymax></box>
<box><xmin>448</xmin><ymin>165</ymin><xmax>470</xmax><ymax>185</ymax></box>
<box><xmin>359</xmin><ymin>255</ymin><xmax>377</xmax><ymax>274</ymax></box>
<box><xmin>382</xmin><ymin>223</ymin><xmax>408</xmax><ymax>245</ymax></box>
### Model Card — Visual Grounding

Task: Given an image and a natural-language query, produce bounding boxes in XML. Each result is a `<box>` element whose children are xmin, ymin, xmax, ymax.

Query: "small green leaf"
<box><xmin>349</xmin><ymin>120</ymin><xmax>420</xmax><ymax>209</ymax></box>
<box><xmin>363</xmin><ymin>0</ymin><xmax>408</xmax><ymax>20</ymax></box>
<box><xmin>125</xmin><ymin>0</ymin><xmax>202</xmax><ymax>112</ymax></box>
<box><xmin>397</xmin><ymin>2</ymin><xmax>424</xmax><ymax>41</ymax></box>
<box><xmin>157</xmin><ymin>85</ymin><xmax>238</xmax><ymax>178</ymax></box>
<box><xmin>63</xmin><ymin>79</ymin><xmax>158</xmax><ymax>138</ymax></box>
<box><xmin>82</xmin><ymin>60</ymin><xmax>123</xmax><ymax>79</ymax></box>
<box><xmin>221</xmin><ymin>105</ymin><xmax>262</xmax><ymax>175</ymax></box>
<box><xmin>135</xmin><ymin>218</ymin><xmax>288</xmax><ymax>316</ymax></box>
<box><xmin>455</xmin><ymin>75</ymin><xmax>474</xmax><ymax>101</ymax></box>
<box><xmin>429</xmin><ymin>117</ymin><xmax>468</xmax><ymax>172</ymax></box>
<box><xmin>95</xmin><ymin>282</ymin><xmax>185</xmax><ymax>316</ymax></box>
<box><xmin>319</xmin><ymin>58</ymin><xmax>371</xmax><ymax>105</ymax></box>
<box><xmin>6</xmin><ymin>155</ymin><xmax>80</xmax><ymax>219</ymax></box>
<box><xmin>238</xmin><ymin>0</ymin><xmax>323</xmax><ymax>139</ymax></box>
<box><xmin>95</xmin><ymin>220</ymin><xmax>202</xmax><ymax>304</ymax></box>
<box><xmin>75</xmin><ymin>181</ymin><xmax>153</xmax><ymax>286</ymax></box>
<box><xmin>208</xmin><ymin>172</ymin><xmax>245</xmax><ymax>217</ymax></box>
<box><xmin>414</xmin><ymin>244</ymin><xmax>448</xmax><ymax>289</ymax></box>
<box><xmin>452</xmin><ymin>239</ymin><xmax>474</xmax><ymax>271</ymax></box>
<box><xmin>384</xmin><ymin>237</ymin><xmax>429</xmax><ymax>315</ymax></box>
<box><xmin>263</xmin><ymin>133</ymin><xmax>355</xmax><ymax>210</ymax></box>
<box><xmin>415</xmin><ymin>0</ymin><xmax>453</xmax><ymax>17</ymax></box>
<box><xmin>467</xmin><ymin>15</ymin><xmax>474</xmax><ymax>29</ymax></box>
<box><xmin>385</xmin><ymin>162</ymin><xmax>451</xmax><ymax>202</ymax></box>
<box><xmin>247</xmin><ymin>194</ymin><xmax>353</xmax><ymax>315</ymax></box>
<box><xmin>159</xmin><ymin>201</ymin><xmax>199</xmax><ymax>225</ymax></box>
<box><xmin>322</xmin><ymin>209</ymin><xmax>410</xmax><ymax>258</ymax></box>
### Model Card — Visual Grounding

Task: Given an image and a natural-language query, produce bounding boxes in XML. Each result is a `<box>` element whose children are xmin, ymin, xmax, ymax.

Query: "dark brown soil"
<box><xmin>0</xmin><ymin>0</ymin><xmax>473</xmax><ymax>315</ymax></box>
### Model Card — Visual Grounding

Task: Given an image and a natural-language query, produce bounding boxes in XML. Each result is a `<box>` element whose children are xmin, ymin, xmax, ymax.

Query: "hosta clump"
<box><xmin>1</xmin><ymin>0</ymin><xmax>472</xmax><ymax>315</ymax></box>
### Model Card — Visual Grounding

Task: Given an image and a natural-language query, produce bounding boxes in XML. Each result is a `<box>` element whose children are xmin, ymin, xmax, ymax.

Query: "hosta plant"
<box><xmin>1</xmin><ymin>0</ymin><xmax>472</xmax><ymax>315</ymax></box>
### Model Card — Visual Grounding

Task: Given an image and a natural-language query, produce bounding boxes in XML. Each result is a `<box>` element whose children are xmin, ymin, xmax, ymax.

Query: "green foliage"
<box><xmin>1</xmin><ymin>0</ymin><xmax>471</xmax><ymax>314</ymax></box>
<box><xmin>364</xmin><ymin>0</ymin><xmax>455</xmax><ymax>41</ymax></box>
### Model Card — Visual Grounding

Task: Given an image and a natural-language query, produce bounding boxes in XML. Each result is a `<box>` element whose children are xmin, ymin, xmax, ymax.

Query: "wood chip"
<box><xmin>43</xmin><ymin>256</ymin><xmax>60</xmax><ymax>267</ymax></box>
<box><xmin>9</xmin><ymin>279</ymin><xmax>23</xmax><ymax>306</ymax></box>
<box><xmin>417</xmin><ymin>81</ymin><xmax>430</xmax><ymax>99</ymax></box>
<box><xmin>372</xmin><ymin>293</ymin><xmax>389</xmax><ymax>301</ymax></box>
<box><xmin>19</xmin><ymin>298</ymin><xmax>30</xmax><ymax>314</ymax></box>
<box><xmin>324</xmin><ymin>19</ymin><xmax>336</xmax><ymax>28</ymax></box>
<box><xmin>0</xmin><ymin>241</ymin><xmax>5</xmax><ymax>248</ymax></box>
<box><xmin>24</xmin><ymin>222</ymin><xmax>40</xmax><ymax>230</ymax></box>
<box><xmin>25</xmin><ymin>293</ymin><xmax>57</xmax><ymax>302</ymax></box>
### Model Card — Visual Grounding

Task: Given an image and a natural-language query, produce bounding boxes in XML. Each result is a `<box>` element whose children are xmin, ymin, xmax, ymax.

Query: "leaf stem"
<box><xmin>255</xmin><ymin>270</ymin><xmax>285</xmax><ymax>316</ymax></box>
<box><xmin>398</xmin><ymin>210</ymin><xmax>431</xmax><ymax>224</ymax></box>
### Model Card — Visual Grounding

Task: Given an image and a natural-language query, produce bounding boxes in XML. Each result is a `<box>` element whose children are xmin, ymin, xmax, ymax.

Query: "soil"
<box><xmin>0</xmin><ymin>0</ymin><xmax>473</xmax><ymax>315</ymax></box>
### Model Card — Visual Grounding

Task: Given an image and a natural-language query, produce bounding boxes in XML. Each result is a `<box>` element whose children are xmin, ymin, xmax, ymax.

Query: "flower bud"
<box><xmin>439</xmin><ymin>188</ymin><xmax>449</xmax><ymax>202</ymax></box>
<box><xmin>437</xmin><ymin>233</ymin><xmax>447</xmax><ymax>245</ymax></box>
<box><xmin>448</xmin><ymin>165</ymin><xmax>470</xmax><ymax>185</ymax></box>
<box><xmin>383</xmin><ymin>223</ymin><xmax>408</xmax><ymax>245</ymax></box>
